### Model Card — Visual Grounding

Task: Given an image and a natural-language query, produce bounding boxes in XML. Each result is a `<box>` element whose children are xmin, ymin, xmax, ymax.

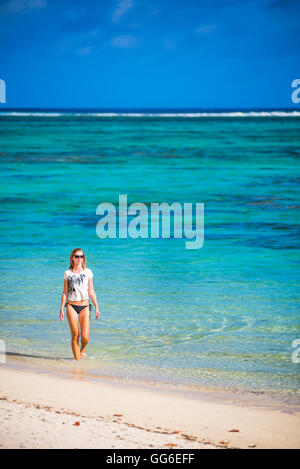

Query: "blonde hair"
<box><xmin>68</xmin><ymin>248</ymin><xmax>87</xmax><ymax>270</ymax></box>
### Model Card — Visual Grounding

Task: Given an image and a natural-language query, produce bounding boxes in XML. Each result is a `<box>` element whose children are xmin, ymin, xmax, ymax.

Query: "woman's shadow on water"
<box><xmin>5</xmin><ymin>351</ymin><xmax>74</xmax><ymax>362</ymax></box>
<box><xmin>5</xmin><ymin>351</ymin><xmax>89</xmax><ymax>380</ymax></box>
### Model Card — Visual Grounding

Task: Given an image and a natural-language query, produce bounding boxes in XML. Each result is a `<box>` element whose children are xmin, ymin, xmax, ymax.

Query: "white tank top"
<box><xmin>64</xmin><ymin>268</ymin><xmax>93</xmax><ymax>301</ymax></box>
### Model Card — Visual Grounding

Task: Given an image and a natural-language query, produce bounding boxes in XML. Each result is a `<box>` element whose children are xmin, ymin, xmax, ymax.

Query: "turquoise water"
<box><xmin>0</xmin><ymin>111</ymin><xmax>299</xmax><ymax>401</ymax></box>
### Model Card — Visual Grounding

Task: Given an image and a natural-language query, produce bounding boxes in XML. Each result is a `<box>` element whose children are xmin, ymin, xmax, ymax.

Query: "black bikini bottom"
<box><xmin>65</xmin><ymin>302</ymin><xmax>92</xmax><ymax>314</ymax></box>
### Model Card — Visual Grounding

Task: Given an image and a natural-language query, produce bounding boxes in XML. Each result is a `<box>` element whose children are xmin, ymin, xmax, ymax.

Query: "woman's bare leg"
<box><xmin>79</xmin><ymin>306</ymin><xmax>90</xmax><ymax>357</ymax></box>
<box><xmin>66</xmin><ymin>305</ymin><xmax>80</xmax><ymax>360</ymax></box>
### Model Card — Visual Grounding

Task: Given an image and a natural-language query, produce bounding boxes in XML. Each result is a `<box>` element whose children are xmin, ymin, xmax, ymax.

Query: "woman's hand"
<box><xmin>60</xmin><ymin>310</ymin><xmax>64</xmax><ymax>321</ymax></box>
<box><xmin>95</xmin><ymin>308</ymin><xmax>100</xmax><ymax>320</ymax></box>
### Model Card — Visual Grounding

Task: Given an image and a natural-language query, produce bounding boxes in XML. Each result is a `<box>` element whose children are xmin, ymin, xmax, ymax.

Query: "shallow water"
<box><xmin>0</xmin><ymin>111</ymin><xmax>299</xmax><ymax>402</ymax></box>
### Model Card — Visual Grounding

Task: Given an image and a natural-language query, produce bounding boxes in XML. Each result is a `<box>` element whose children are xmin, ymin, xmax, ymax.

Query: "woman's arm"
<box><xmin>88</xmin><ymin>278</ymin><xmax>100</xmax><ymax>319</ymax></box>
<box><xmin>60</xmin><ymin>279</ymin><xmax>68</xmax><ymax>321</ymax></box>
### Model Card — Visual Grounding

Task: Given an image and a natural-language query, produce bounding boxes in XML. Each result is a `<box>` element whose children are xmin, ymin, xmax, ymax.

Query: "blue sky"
<box><xmin>0</xmin><ymin>0</ymin><xmax>299</xmax><ymax>109</ymax></box>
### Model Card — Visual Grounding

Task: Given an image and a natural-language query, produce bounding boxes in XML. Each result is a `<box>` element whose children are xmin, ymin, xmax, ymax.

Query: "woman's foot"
<box><xmin>80</xmin><ymin>351</ymin><xmax>87</xmax><ymax>358</ymax></box>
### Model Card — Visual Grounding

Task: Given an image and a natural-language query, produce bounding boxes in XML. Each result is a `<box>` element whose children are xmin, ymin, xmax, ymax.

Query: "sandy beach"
<box><xmin>0</xmin><ymin>361</ymin><xmax>300</xmax><ymax>449</ymax></box>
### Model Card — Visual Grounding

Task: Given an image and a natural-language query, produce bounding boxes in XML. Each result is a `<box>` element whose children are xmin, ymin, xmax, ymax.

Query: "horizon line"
<box><xmin>0</xmin><ymin>106</ymin><xmax>300</xmax><ymax>112</ymax></box>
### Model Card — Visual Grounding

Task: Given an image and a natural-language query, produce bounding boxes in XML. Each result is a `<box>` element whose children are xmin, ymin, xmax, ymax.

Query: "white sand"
<box><xmin>0</xmin><ymin>399</ymin><xmax>217</xmax><ymax>449</ymax></box>
<box><xmin>0</xmin><ymin>364</ymin><xmax>300</xmax><ymax>449</ymax></box>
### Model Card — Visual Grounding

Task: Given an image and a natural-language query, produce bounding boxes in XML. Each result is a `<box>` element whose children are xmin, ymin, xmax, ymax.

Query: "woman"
<box><xmin>60</xmin><ymin>248</ymin><xmax>100</xmax><ymax>360</ymax></box>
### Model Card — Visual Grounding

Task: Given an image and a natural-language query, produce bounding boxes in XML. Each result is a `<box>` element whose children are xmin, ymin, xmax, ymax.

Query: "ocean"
<box><xmin>0</xmin><ymin>110</ymin><xmax>299</xmax><ymax>404</ymax></box>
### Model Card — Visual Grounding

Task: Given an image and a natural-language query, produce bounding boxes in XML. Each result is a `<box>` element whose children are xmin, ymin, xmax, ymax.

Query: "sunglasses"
<box><xmin>74</xmin><ymin>255</ymin><xmax>84</xmax><ymax>259</ymax></box>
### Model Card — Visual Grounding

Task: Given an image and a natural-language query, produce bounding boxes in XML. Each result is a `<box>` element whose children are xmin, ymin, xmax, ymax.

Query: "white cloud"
<box><xmin>111</xmin><ymin>35</ymin><xmax>136</xmax><ymax>48</ymax></box>
<box><xmin>1</xmin><ymin>0</ymin><xmax>46</xmax><ymax>14</ymax></box>
<box><xmin>163</xmin><ymin>37</ymin><xmax>176</xmax><ymax>51</ymax></box>
<box><xmin>128</xmin><ymin>22</ymin><xmax>140</xmax><ymax>28</ymax></box>
<box><xmin>149</xmin><ymin>6</ymin><xmax>159</xmax><ymax>16</ymax></box>
<box><xmin>195</xmin><ymin>25</ymin><xmax>216</xmax><ymax>35</ymax></box>
<box><xmin>112</xmin><ymin>0</ymin><xmax>134</xmax><ymax>24</ymax></box>
<box><xmin>88</xmin><ymin>29</ymin><xmax>99</xmax><ymax>37</ymax></box>
<box><xmin>76</xmin><ymin>46</ymin><xmax>94</xmax><ymax>56</ymax></box>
